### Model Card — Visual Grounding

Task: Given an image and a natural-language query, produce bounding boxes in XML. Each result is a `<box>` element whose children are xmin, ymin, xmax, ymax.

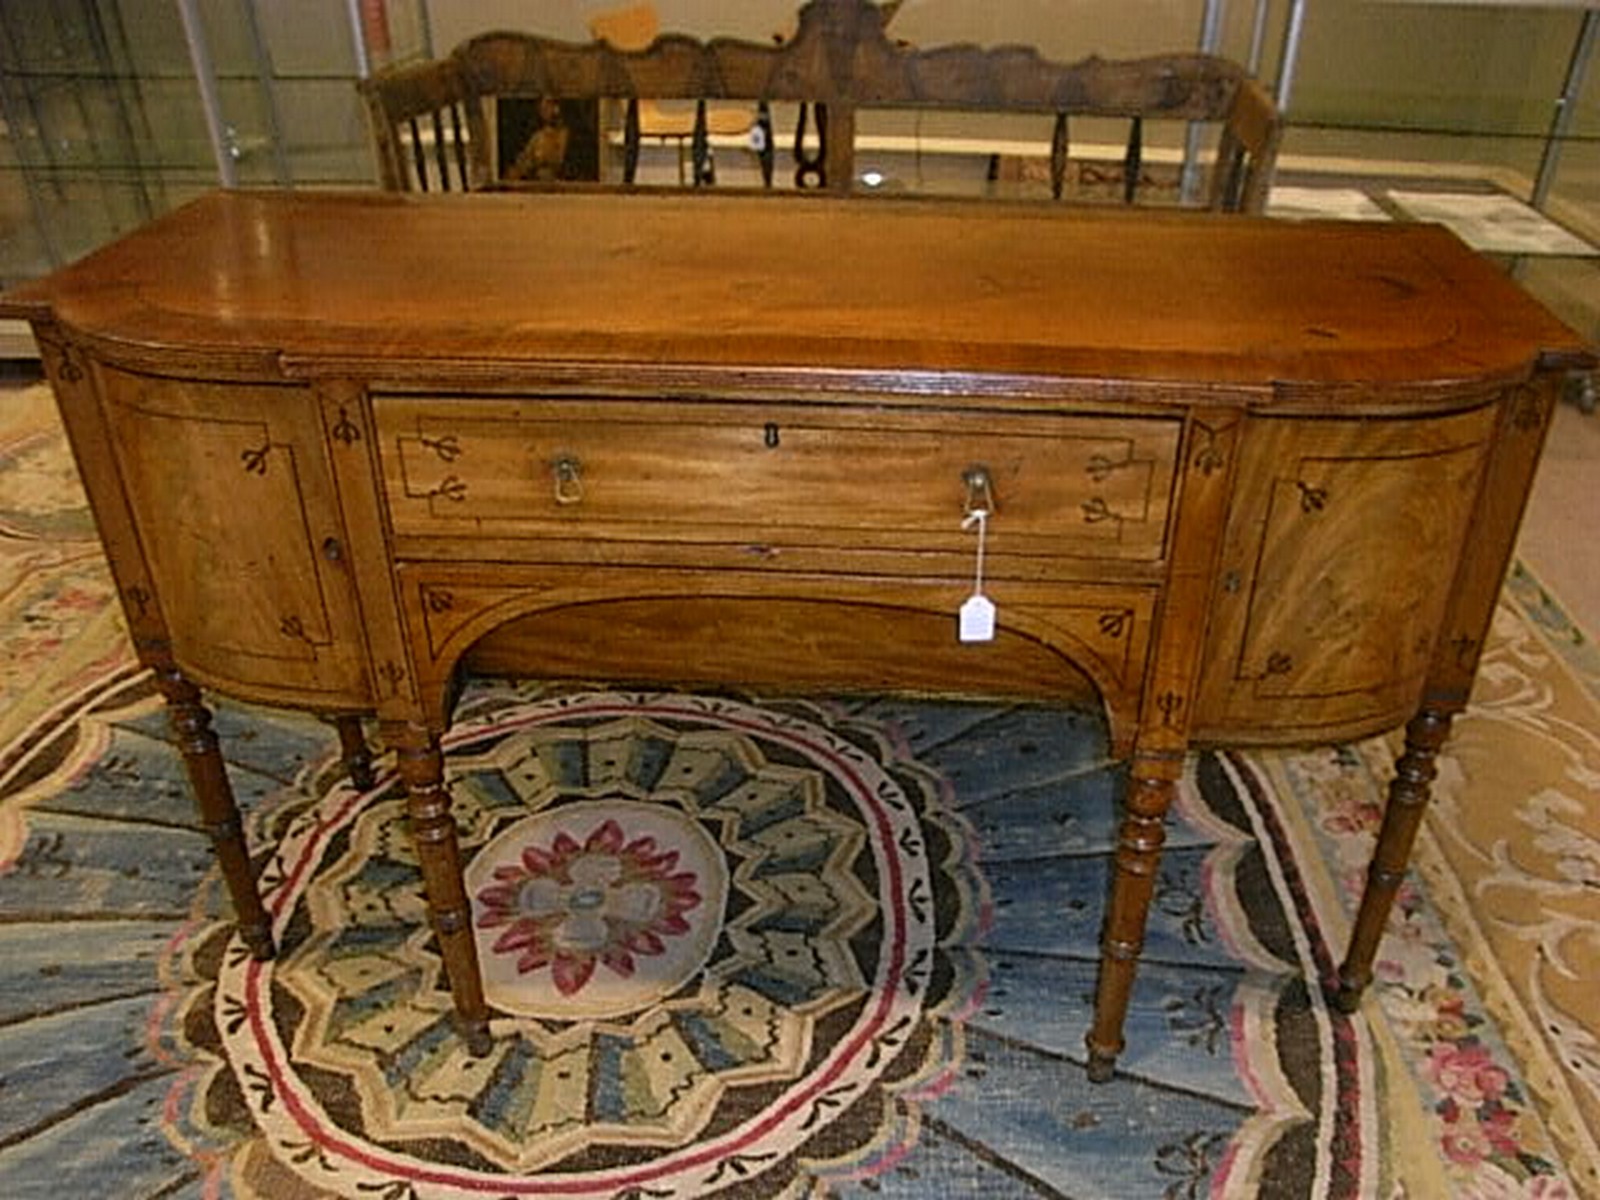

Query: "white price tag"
<box><xmin>960</xmin><ymin>593</ymin><xmax>996</xmax><ymax>643</ymax></box>
<box><xmin>959</xmin><ymin>504</ymin><xmax>997</xmax><ymax>643</ymax></box>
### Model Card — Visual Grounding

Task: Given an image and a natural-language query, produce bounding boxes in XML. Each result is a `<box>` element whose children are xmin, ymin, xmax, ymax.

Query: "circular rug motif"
<box><xmin>466</xmin><ymin>799</ymin><xmax>728</xmax><ymax>1020</ymax></box>
<box><xmin>211</xmin><ymin>691</ymin><xmax>984</xmax><ymax>1197</ymax></box>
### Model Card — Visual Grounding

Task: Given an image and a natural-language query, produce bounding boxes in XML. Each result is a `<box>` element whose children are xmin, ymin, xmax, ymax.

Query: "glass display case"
<box><xmin>1</xmin><ymin>0</ymin><xmax>1595</xmax><ymax>361</ymax></box>
<box><xmin>0</xmin><ymin>0</ymin><xmax>424</xmax><ymax>281</ymax></box>
<box><xmin>1265</xmin><ymin>0</ymin><xmax>1598</xmax><ymax>365</ymax></box>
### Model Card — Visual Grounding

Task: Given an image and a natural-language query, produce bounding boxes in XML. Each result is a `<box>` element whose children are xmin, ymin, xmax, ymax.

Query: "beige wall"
<box><xmin>427</xmin><ymin>1</ymin><xmax>1225</xmax><ymax>61</ymax></box>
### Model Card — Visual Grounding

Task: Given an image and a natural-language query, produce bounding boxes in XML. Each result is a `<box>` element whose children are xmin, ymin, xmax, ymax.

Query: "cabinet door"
<box><xmin>98</xmin><ymin>367</ymin><xmax>370</xmax><ymax>706</ymax></box>
<box><xmin>1194</xmin><ymin>404</ymin><xmax>1496</xmax><ymax>744</ymax></box>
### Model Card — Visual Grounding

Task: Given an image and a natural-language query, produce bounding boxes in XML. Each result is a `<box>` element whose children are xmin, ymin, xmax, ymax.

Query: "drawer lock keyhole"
<box><xmin>764</xmin><ymin>422</ymin><xmax>781</xmax><ymax>448</ymax></box>
<box><xmin>552</xmin><ymin>455</ymin><xmax>584</xmax><ymax>505</ymax></box>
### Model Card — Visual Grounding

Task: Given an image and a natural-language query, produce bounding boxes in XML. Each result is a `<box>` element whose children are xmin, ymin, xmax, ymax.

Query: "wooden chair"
<box><xmin>358</xmin><ymin>55</ymin><xmax>476</xmax><ymax>193</ymax></box>
<box><xmin>359</xmin><ymin>0</ymin><xmax>1282</xmax><ymax>212</ymax></box>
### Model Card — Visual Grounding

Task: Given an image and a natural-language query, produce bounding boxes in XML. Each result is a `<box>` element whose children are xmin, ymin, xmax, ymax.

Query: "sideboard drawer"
<box><xmin>373</xmin><ymin>396</ymin><xmax>1181</xmax><ymax>565</ymax></box>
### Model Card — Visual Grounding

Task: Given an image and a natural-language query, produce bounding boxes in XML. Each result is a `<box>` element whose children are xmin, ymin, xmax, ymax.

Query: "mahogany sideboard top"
<box><xmin>5</xmin><ymin>188</ymin><xmax>1584</xmax><ymax>394</ymax></box>
<box><xmin>5</xmin><ymin>188</ymin><xmax>1592</xmax><ymax>1070</ymax></box>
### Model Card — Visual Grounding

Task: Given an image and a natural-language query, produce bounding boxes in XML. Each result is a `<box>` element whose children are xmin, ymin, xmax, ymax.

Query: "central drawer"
<box><xmin>373</xmin><ymin>396</ymin><xmax>1181</xmax><ymax>565</ymax></box>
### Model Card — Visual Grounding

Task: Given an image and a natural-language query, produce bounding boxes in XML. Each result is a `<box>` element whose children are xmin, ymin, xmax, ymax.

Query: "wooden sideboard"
<box><xmin>4</xmin><ymin>190</ymin><xmax>1590</xmax><ymax>1078</ymax></box>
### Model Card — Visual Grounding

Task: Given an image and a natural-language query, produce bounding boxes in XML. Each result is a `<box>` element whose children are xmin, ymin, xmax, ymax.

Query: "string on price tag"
<box><xmin>959</xmin><ymin>506</ymin><xmax>996</xmax><ymax>643</ymax></box>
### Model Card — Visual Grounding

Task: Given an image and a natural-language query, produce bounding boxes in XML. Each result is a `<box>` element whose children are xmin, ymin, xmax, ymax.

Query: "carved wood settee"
<box><xmin>358</xmin><ymin>0</ymin><xmax>1282</xmax><ymax>212</ymax></box>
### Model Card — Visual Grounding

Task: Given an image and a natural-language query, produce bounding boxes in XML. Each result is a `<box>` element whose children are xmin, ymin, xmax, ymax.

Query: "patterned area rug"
<box><xmin>3</xmin><ymin>677</ymin><xmax>1381</xmax><ymax>1198</ymax></box>
<box><xmin>2</xmin><ymin>379</ymin><xmax>1597</xmax><ymax>1197</ymax></box>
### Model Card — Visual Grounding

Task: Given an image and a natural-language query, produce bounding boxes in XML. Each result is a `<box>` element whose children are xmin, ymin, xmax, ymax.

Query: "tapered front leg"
<box><xmin>331</xmin><ymin>714</ymin><xmax>377</xmax><ymax>790</ymax></box>
<box><xmin>1081</xmin><ymin>406</ymin><xmax>1238</xmax><ymax>1080</ymax></box>
<box><xmin>1334</xmin><ymin>706</ymin><xmax>1454</xmax><ymax>1012</ymax></box>
<box><xmin>1086</xmin><ymin>752</ymin><xmax>1180</xmax><ymax>1082</ymax></box>
<box><xmin>153</xmin><ymin>667</ymin><xmax>276</xmax><ymax>960</ymax></box>
<box><xmin>385</xmin><ymin>721</ymin><xmax>492</xmax><ymax>1055</ymax></box>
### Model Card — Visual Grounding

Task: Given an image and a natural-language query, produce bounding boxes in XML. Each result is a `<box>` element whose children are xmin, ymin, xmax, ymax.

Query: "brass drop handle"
<box><xmin>552</xmin><ymin>454</ymin><xmax>584</xmax><ymax>505</ymax></box>
<box><xmin>962</xmin><ymin>465</ymin><xmax>996</xmax><ymax>517</ymax></box>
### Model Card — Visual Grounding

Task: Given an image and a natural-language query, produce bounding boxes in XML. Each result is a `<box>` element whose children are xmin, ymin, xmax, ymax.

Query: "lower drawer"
<box><xmin>396</xmin><ymin>563</ymin><xmax>1159</xmax><ymax>752</ymax></box>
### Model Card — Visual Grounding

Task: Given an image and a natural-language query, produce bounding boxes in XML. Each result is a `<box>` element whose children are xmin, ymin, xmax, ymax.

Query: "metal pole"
<box><xmin>1183</xmin><ymin>0</ymin><xmax>1227</xmax><ymax>203</ymax></box>
<box><xmin>176</xmin><ymin>0</ymin><xmax>238</xmax><ymax>186</ymax></box>
<box><xmin>1275</xmin><ymin>0</ymin><xmax>1309</xmax><ymax>112</ymax></box>
<box><xmin>1532</xmin><ymin>8</ymin><xmax>1598</xmax><ymax>210</ymax></box>
<box><xmin>1197</xmin><ymin>0</ymin><xmax>1227</xmax><ymax>57</ymax></box>
<box><xmin>345</xmin><ymin>0</ymin><xmax>371</xmax><ymax>79</ymax></box>
<box><xmin>1248</xmin><ymin>0</ymin><xmax>1272</xmax><ymax>75</ymax></box>
<box><xmin>75</xmin><ymin>0</ymin><xmax>155</xmax><ymax>220</ymax></box>
<box><xmin>240</xmin><ymin>0</ymin><xmax>293</xmax><ymax>185</ymax></box>
<box><xmin>103</xmin><ymin>0</ymin><xmax>166</xmax><ymax>215</ymax></box>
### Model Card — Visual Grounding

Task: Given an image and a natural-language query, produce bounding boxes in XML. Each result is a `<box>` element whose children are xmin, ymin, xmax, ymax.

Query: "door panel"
<box><xmin>1194</xmin><ymin>403</ymin><xmax>1496</xmax><ymax>743</ymax></box>
<box><xmin>98</xmin><ymin>366</ymin><xmax>369</xmax><ymax>704</ymax></box>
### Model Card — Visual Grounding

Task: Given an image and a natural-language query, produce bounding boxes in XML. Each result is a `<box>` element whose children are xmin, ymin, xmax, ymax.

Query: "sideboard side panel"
<box><xmin>33</xmin><ymin>327</ymin><xmax>170</xmax><ymax>656</ymax></box>
<box><xmin>1427</xmin><ymin>376</ymin><xmax>1564</xmax><ymax>706</ymax></box>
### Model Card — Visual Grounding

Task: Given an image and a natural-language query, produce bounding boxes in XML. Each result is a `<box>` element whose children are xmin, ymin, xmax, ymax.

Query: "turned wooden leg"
<box><xmin>153</xmin><ymin>667</ymin><xmax>276</xmax><ymax>960</ymax></box>
<box><xmin>331</xmin><ymin>714</ymin><xmax>377</xmax><ymax>790</ymax></box>
<box><xmin>1086</xmin><ymin>755</ymin><xmax>1178</xmax><ymax>1081</ymax></box>
<box><xmin>1334</xmin><ymin>706</ymin><xmax>1454</xmax><ymax>1013</ymax></box>
<box><xmin>385</xmin><ymin>721</ymin><xmax>492</xmax><ymax>1055</ymax></box>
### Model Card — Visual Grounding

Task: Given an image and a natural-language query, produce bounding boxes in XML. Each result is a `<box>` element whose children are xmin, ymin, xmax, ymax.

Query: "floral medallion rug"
<box><xmin>2</xmin><ymin>377</ymin><xmax>1597</xmax><ymax>1198</ymax></box>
